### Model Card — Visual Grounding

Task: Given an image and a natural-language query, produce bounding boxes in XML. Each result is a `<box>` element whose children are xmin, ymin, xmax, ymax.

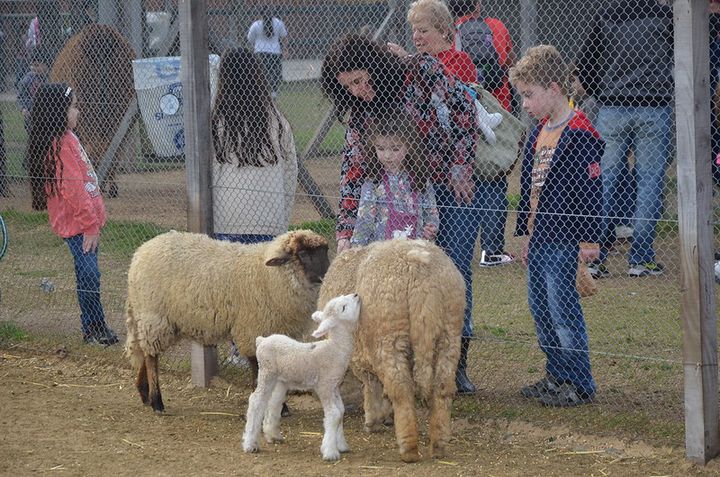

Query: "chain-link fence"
<box><xmin>0</xmin><ymin>0</ymin><xmax>717</xmax><ymax>456</ymax></box>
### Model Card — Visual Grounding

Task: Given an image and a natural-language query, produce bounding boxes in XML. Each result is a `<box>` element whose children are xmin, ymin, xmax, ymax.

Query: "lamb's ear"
<box><xmin>265</xmin><ymin>254</ymin><xmax>291</xmax><ymax>267</ymax></box>
<box><xmin>311</xmin><ymin>317</ymin><xmax>336</xmax><ymax>338</ymax></box>
<box><xmin>311</xmin><ymin>311</ymin><xmax>324</xmax><ymax>323</ymax></box>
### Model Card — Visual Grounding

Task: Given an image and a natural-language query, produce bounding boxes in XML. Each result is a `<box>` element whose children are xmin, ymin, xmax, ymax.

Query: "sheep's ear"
<box><xmin>265</xmin><ymin>255</ymin><xmax>291</xmax><ymax>267</ymax></box>
<box><xmin>311</xmin><ymin>318</ymin><xmax>335</xmax><ymax>338</ymax></box>
<box><xmin>311</xmin><ymin>311</ymin><xmax>324</xmax><ymax>323</ymax></box>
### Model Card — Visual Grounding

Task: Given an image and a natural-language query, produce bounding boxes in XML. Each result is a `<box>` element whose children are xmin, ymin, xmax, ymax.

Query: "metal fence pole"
<box><xmin>179</xmin><ymin>0</ymin><xmax>217</xmax><ymax>387</ymax></box>
<box><xmin>674</xmin><ymin>0</ymin><xmax>720</xmax><ymax>464</ymax></box>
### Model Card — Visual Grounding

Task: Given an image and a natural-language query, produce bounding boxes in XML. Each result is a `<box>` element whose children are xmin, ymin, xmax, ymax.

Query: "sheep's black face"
<box><xmin>298</xmin><ymin>245</ymin><xmax>330</xmax><ymax>285</ymax></box>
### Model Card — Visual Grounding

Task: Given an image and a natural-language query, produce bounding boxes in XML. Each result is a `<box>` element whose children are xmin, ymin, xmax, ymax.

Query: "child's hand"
<box><xmin>83</xmin><ymin>233</ymin><xmax>100</xmax><ymax>254</ymax></box>
<box><xmin>336</xmin><ymin>238</ymin><xmax>351</xmax><ymax>254</ymax></box>
<box><xmin>579</xmin><ymin>243</ymin><xmax>600</xmax><ymax>263</ymax></box>
<box><xmin>422</xmin><ymin>223</ymin><xmax>438</xmax><ymax>241</ymax></box>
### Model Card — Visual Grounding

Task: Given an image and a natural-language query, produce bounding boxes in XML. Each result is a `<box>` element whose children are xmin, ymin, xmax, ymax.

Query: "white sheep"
<box><xmin>124</xmin><ymin>229</ymin><xmax>330</xmax><ymax>413</ymax></box>
<box><xmin>242</xmin><ymin>293</ymin><xmax>361</xmax><ymax>461</ymax></box>
<box><xmin>318</xmin><ymin>239</ymin><xmax>465</xmax><ymax>463</ymax></box>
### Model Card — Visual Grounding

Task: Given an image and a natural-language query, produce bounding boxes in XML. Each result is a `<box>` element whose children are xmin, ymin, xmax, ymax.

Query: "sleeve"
<box><xmin>455</xmin><ymin>52</ymin><xmax>478</xmax><ymax>84</ymax></box>
<box><xmin>488</xmin><ymin>19</ymin><xmax>512</xmax><ymax>67</ymax></box>
<box><xmin>420</xmin><ymin>182</ymin><xmax>440</xmax><ymax>236</ymax></box>
<box><xmin>336</xmin><ymin>113</ymin><xmax>367</xmax><ymax>240</ymax></box>
<box><xmin>349</xmin><ymin>181</ymin><xmax>378</xmax><ymax>247</ymax></box>
<box><xmin>58</xmin><ymin>137</ymin><xmax>102</xmax><ymax>235</ymax></box>
<box><xmin>411</xmin><ymin>55</ymin><xmax>477</xmax><ymax>172</ymax></box>
<box><xmin>279</xmin><ymin>114</ymin><xmax>298</xmax><ymax>225</ymax></box>
<box><xmin>513</xmin><ymin>129</ymin><xmax>537</xmax><ymax>237</ymax></box>
<box><xmin>568</xmin><ymin>132</ymin><xmax>604</xmax><ymax>243</ymax></box>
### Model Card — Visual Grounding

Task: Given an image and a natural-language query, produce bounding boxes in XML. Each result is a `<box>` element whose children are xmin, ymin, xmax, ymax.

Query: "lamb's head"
<box><xmin>311</xmin><ymin>293</ymin><xmax>361</xmax><ymax>338</ymax></box>
<box><xmin>264</xmin><ymin>230</ymin><xmax>330</xmax><ymax>285</ymax></box>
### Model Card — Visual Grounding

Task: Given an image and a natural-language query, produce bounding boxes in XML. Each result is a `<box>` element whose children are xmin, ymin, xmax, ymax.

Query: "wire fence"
<box><xmin>0</xmin><ymin>0</ymin><xmax>716</xmax><ymax>452</ymax></box>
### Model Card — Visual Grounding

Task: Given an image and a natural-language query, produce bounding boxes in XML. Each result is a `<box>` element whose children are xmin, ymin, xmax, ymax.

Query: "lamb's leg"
<box><xmin>381</xmin><ymin>357</ymin><xmax>420</xmax><ymax>463</ymax></box>
<box><xmin>263</xmin><ymin>381</ymin><xmax>286</xmax><ymax>443</ymax></box>
<box><xmin>317</xmin><ymin>387</ymin><xmax>341</xmax><ymax>461</ymax></box>
<box><xmin>135</xmin><ymin>357</ymin><xmax>149</xmax><ymax>405</ymax></box>
<box><xmin>361</xmin><ymin>372</ymin><xmax>387</xmax><ymax>433</ymax></box>
<box><xmin>243</xmin><ymin>373</ymin><xmax>276</xmax><ymax>453</ymax></box>
<box><xmin>333</xmin><ymin>388</ymin><xmax>350</xmax><ymax>454</ymax></box>
<box><xmin>145</xmin><ymin>354</ymin><xmax>164</xmax><ymax>414</ymax></box>
<box><xmin>249</xmin><ymin>355</ymin><xmax>290</xmax><ymax>417</ymax></box>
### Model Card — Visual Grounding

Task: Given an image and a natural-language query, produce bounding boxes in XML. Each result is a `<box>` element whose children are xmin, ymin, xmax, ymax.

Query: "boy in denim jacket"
<box><xmin>510</xmin><ymin>45</ymin><xmax>604</xmax><ymax>407</ymax></box>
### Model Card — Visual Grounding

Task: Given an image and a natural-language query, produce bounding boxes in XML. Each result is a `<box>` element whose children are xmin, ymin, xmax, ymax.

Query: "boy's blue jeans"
<box><xmin>595</xmin><ymin>106</ymin><xmax>672</xmax><ymax>264</ymax></box>
<box><xmin>65</xmin><ymin>234</ymin><xmax>107</xmax><ymax>336</ymax></box>
<box><xmin>436</xmin><ymin>181</ymin><xmax>483</xmax><ymax>338</ymax></box>
<box><xmin>527</xmin><ymin>241</ymin><xmax>596</xmax><ymax>396</ymax></box>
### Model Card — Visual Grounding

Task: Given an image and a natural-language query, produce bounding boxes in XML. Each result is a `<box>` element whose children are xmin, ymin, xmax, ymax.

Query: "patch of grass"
<box><xmin>100</xmin><ymin>221</ymin><xmax>171</xmax><ymax>256</ymax></box>
<box><xmin>289</xmin><ymin>218</ymin><xmax>336</xmax><ymax>241</ymax></box>
<box><xmin>507</xmin><ymin>193</ymin><xmax>520</xmax><ymax>211</ymax></box>
<box><xmin>0</xmin><ymin>321</ymin><xmax>28</xmax><ymax>342</ymax></box>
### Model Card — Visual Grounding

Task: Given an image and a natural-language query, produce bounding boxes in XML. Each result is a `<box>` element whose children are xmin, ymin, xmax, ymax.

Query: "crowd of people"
<box><xmin>11</xmin><ymin>0</ymin><xmax>715</xmax><ymax>410</ymax></box>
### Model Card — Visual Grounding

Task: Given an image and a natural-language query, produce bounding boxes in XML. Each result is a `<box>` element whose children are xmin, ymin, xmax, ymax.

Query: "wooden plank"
<box><xmin>179</xmin><ymin>0</ymin><xmax>215</xmax><ymax>387</ymax></box>
<box><xmin>673</xmin><ymin>0</ymin><xmax>720</xmax><ymax>464</ymax></box>
<box><xmin>96</xmin><ymin>97</ymin><xmax>138</xmax><ymax>188</ymax></box>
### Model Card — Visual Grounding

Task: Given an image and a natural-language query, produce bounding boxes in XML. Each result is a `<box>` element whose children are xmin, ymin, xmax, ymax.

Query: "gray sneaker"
<box><xmin>538</xmin><ymin>383</ymin><xmax>594</xmax><ymax>407</ymax></box>
<box><xmin>628</xmin><ymin>262</ymin><xmax>665</xmax><ymax>277</ymax></box>
<box><xmin>520</xmin><ymin>377</ymin><xmax>559</xmax><ymax>399</ymax></box>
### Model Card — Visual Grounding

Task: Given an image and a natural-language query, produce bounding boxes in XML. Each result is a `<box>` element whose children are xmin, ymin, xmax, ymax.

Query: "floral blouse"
<box><xmin>350</xmin><ymin>171</ymin><xmax>440</xmax><ymax>247</ymax></box>
<box><xmin>336</xmin><ymin>53</ymin><xmax>477</xmax><ymax>240</ymax></box>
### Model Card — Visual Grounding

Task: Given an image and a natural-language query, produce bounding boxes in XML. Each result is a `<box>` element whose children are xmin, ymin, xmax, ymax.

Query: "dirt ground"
<box><xmin>1</xmin><ymin>346</ymin><xmax>719</xmax><ymax>477</ymax></box>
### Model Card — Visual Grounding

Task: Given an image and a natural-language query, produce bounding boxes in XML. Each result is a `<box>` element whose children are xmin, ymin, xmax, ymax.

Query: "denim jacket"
<box><xmin>515</xmin><ymin>112</ymin><xmax>604</xmax><ymax>244</ymax></box>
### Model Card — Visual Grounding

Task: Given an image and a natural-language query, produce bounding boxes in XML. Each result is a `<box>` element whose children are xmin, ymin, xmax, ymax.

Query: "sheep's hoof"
<box><xmin>400</xmin><ymin>448</ymin><xmax>421</xmax><ymax>463</ymax></box>
<box><xmin>431</xmin><ymin>444</ymin><xmax>446</xmax><ymax>459</ymax></box>
<box><xmin>264</xmin><ymin>434</ymin><xmax>284</xmax><ymax>444</ymax></box>
<box><xmin>321</xmin><ymin>449</ymin><xmax>341</xmax><ymax>461</ymax></box>
<box><xmin>281</xmin><ymin>402</ymin><xmax>291</xmax><ymax>417</ymax></box>
<box><xmin>242</xmin><ymin>443</ymin><xmax>259</xmax><ymax>453</ymax></box>
<box><xmin>364</xmin><ymin>422</ymin><xmax>384</xmax><ymax>433</ymax></box>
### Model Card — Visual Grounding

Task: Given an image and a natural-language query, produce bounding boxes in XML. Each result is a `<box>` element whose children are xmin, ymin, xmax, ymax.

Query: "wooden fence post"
<box><xmin>674</xmin><ymin>0</ymin><xmax>720</xmax><ymax>464</ymax></box>
<box><xmin>179</xmin><ymin>0</ymin><xmax>217</xmax><ymax>387</ymax></box>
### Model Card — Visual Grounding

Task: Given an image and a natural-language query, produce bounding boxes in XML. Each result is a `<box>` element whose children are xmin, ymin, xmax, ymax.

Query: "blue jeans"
<box><xmin>476</xmin><ymin>176</ymin><xmax>509</xmax><ymax>254</ymax></box>
<box><xmin>436</xmin><ymin>181</ymin><xmax>483</xmax><ymax>337</ymax></box>
<box><xmin>527</xmin><ymin>242</ymin><xmax>595</xmax><ymax>396</ymax></box>
<box><xmin>65</xmin><ymin>234</ymin><xmax>107</xmax><ymax>336</ymax></box>
<box><xmin>595</xmin><ymin>106</ymin><xmax>672</xmax><ymax>264</ymax></box>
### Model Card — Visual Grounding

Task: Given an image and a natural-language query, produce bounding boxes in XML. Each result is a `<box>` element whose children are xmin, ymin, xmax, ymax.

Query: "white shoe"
<box><xmin>615</xmin><ymin>225</ymin><xmax>634</xmax><ymax>239</ymax></box>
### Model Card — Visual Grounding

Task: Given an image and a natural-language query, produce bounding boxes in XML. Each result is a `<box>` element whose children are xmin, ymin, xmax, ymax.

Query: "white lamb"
<box><xmin>242</xmin><ymin>293</ymin><xmax>361</xmax><ymax>461</ymax></box>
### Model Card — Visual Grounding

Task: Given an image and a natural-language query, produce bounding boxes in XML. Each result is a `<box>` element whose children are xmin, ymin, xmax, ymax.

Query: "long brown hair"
<box><xmin>365</xmin><ymin>111</ymin><xmax>430</xmax><ymax>193</ymax></box>
<box><xmin>26</xmin><ymin>83</ymin><xmax>74</xmax><ymax>210</ymax></box>
<box><xmin>212</xmin><ymin>47</ymin><xmax>287</xmax><ymax>167</ymax></box>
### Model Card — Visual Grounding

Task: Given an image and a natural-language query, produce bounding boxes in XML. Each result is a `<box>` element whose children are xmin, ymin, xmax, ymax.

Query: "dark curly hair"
<box><xmin>320</xmin><ymin>34</ymin><xmax>406</xmax><ymax>120</ymax></box>
<box><xmin>364</xmin><ymin>110</ymin><xmax>431</xmax><ymax>193</ymax></box>
<box><xmin>26</xmin><ymin>83</ymin><xmax>74</xmax><ymax>210</ymax></box>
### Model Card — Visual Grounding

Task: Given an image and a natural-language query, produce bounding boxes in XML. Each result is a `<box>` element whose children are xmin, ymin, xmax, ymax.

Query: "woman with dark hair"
<box><xmin>212</xmin><ymin>47</ymin><xmax>298</xmax><ymax>366</ymax></box>
<box><xmin>321</xmin><ymin>33</ymin><xmax>480</xmax><ymax>394</ymax></box>
<box><xmin>247</xmin><ymin>10</ymin><xmax>288</xmax><ymax>99</ymax></box>
<box><xmin>212</xmin><ymin>47</ymin><xmax>297</xmax><ymax>244</ymax></box>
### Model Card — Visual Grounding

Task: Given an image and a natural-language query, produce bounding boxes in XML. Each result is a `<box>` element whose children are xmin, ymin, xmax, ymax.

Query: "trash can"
<box><xmin>132</xmin><ymin>55</ymin><xmax>220</xmax><ymax>158</ymax></box>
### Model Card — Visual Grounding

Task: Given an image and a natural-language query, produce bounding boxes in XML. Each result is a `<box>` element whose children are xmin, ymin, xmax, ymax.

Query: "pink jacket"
<box><xmin>46</xmin><ymin>131</ymin><xmax>106</xmax><ymax>238</ymax></box>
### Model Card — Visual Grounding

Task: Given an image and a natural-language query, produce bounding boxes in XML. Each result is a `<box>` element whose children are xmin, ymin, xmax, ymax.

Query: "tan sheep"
<box><xmin>125</xmin><ymin>229</ymin><xmax>329</xmax><ymax>413</ymax></box>
<box><xmin>318</xmin><ymin>239</ymin><xmax>465</xmax><ymax>462</ymax></box>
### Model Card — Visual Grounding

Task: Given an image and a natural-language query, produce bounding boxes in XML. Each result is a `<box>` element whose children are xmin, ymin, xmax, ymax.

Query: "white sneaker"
<box><xmin>615</xmin><ymin>225</ymin><xmax>634</xmax><ymax>239</ymax></box>
<box><xmin>479</xmin><ymin>250</ymin><xmax>515</xmax><ymax>267</ymax></box>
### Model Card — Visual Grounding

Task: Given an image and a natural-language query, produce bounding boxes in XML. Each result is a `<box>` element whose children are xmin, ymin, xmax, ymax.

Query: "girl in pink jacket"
<box><xmin>27</xmin><ymin>83</ymin><xmax>118</xmax><ymax>346</ymax></box>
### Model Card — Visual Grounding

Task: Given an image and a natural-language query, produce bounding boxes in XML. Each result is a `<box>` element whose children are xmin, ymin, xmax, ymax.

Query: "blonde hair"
<box><xmin>509</xmin><ymin>45</ymin><xmax>572</xmax><ymax>95</ymax></box>
<box><xmin>407</xmin><ymin>0</ymin><xmax>454</xmax><ymax>42</ymax></box>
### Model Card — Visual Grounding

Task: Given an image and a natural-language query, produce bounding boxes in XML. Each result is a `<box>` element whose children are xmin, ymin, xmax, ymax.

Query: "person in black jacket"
<box><xmin>576</xmin><ymin>0</ymin><xmax>673</xmax><ymax>278</ymax></box>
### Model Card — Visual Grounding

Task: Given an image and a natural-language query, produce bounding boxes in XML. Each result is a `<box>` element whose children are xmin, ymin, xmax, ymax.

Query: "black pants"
<box><xmin>256</xmin><ymin>52</ymin><xmax>282</xmax><ymax>96</ymax></box>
